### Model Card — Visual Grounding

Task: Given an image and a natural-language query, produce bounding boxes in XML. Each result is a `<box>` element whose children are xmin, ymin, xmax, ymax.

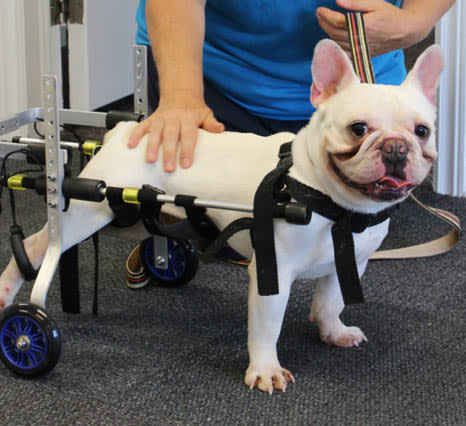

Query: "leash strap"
<box><xmin>371</xmin><ymin>195</ymin><xmax>462</xmax><ymax>260</ymax></box>
<box><xmin>345</xmin><ymin>12</ymin><xmax>462</xmax><ymax>260</ymax></box>
<box><xmin>346</xmin><ymin>12</ymin><xmax>374</xmax><ymax>84</ymax></box>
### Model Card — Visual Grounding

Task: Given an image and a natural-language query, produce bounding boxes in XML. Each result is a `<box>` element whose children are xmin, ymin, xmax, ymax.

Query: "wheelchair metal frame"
<box><xmin>0</xmin><ymin>46</ymin><xmax>150</xmax><ymax>309</ymax></box>
<box><xmin>0</xmin><ymin>45</ymin><xmax>254</xmax><ymax>311</ymax></box>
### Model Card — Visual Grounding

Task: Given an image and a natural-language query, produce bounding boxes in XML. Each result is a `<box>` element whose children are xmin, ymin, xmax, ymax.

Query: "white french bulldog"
<box><xmin>0</xmin><ymin>40</ymin><xmax>442</xmax><ymax>393</ymax></box>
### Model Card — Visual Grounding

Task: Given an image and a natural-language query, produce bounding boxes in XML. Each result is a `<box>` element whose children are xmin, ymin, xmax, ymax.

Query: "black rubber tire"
<box><xmin>0</xmin><ymin>304</ymin><xmax>61</xmax><ymax>377</ymax></box>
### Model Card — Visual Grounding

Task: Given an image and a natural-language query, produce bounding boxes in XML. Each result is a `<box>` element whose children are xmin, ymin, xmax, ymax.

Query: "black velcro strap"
<box><xmin>106</xmin><ymin>187</ymin><xmax>140</xmax><ymax>227</ymax></box>
<box><xmin>174</xmin><ymin>194</ymin><xmax>220</xmax><ymax>241</ymax></box>
<box><xmin>59</xmin><ymin>245</ymin><xmax>81</xmax><ymax>314</ymax></box>
<box><xmin>331</xmin><ymin>213</ymin><xmax>364</xmax><ymax>305</ymax></box>
<box><xmin>185</xmin><ymin>205</ymin><xmax>219</xmax><ymax>241</ymax></box>
<box><xmin>253</xmin><ymin>142</ymin><xmax>293</xmax><ymax>296</ymax></box>
<box><xmin>174</xmin><ymin>194</ymin><xmax>197</xmax><ymax>208</ymax></box>
<box><xmin>200</xmin><ymin>217</ymin><xmax>253</xmax><ymax>263</ymax></box>
<box><xmin>105</xmin><ymin>187</ymin><xmax>124</xmax><ymax>204</ymax></box>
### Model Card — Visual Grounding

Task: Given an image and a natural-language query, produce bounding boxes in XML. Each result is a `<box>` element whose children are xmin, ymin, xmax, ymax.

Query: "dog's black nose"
<box><xmin>381</xmin><ymin>139</ymin><xmax>408</xmax><ymax>177</ymax></box>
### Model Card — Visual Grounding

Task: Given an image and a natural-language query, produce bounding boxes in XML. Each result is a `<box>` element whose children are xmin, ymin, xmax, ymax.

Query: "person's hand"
<box><xmin>316</xmin><ymin>0</ymin><xmax>428</xmax><ymax>57</ymax></box>
<box><xmin>128</xmin><ymin>90</ymin><xmax>224</xmax><ymax>172</ymax></box>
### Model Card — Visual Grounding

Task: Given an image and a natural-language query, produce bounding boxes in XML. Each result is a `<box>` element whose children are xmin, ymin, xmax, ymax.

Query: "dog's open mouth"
<box><xmin>331</xmin><ymin>159</ymin><xmax>414</xmax><ymax>201</ymax></box>
<box><xmin>366</xmin><ymin>176</ymin><xmax>414</xmax><ymax>200</ymax></box>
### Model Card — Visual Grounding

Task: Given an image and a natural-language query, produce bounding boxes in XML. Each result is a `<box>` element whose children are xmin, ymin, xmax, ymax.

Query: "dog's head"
<box><xmin>307</xmin><ymin>39</ymin><xmax>443</xmax><ymax>213</ymax></box>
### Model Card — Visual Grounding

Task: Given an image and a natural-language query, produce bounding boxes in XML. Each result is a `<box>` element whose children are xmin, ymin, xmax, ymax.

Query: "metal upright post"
<box><xmin>30</xmin><ymin>76</ymin><xmax>65</xmax><ymax>308</ymax></box>
<box><xmin>133</xmin><ymin>44</ymin><xmax>168</xmax><ymax>266</ymax></box>
<box><xmin>133</xmin><ymin>45</ymin><xmax>149</xmax><ymax>118</ymax></box>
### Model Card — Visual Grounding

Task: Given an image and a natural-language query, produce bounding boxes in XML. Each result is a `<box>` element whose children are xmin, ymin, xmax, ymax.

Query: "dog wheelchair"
<box><xmin>0</xmin><ymin>46</ymin><xmax>149</xmax><ymax>376</ymax></box>
<box><xmin>0</xmin><ymin>29</ymin><xmax>461</xmax><ymax>378</ymax></box>
<box><xmin>0</xmin><ymin>46</ymin><xmax>312</xmax><ymax>376</ymax></box>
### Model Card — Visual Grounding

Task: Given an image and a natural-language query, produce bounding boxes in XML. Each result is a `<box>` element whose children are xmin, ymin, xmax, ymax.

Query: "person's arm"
<box><xmin>128</xmin><ymin>0</ymin><xmax>224</xmax><ymax>171</ymax></box>
<box><xmin>316</xmin><ymin>0</ymin><xmax>456</xmax><ymax>57</ymax></box>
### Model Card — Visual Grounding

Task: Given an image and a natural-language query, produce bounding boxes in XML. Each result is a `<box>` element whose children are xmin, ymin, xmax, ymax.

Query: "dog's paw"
<box><xmin>319</xmin><ymin>323</ymin><xmax>368</xmax><ymax>348</ymax></box>
<box><xmin>245</xmin><ymin>364</ymin><xmax>295</xmax><ymax>394</ymax></box>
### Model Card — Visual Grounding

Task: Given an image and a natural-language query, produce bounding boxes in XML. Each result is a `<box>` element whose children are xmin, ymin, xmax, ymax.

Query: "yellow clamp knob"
<box><xmin>82</xmin><ymin>140</ymin><xmax>102</xmax><ymax>156</ymax></box>
<box><xmin>122</xmin><ymin>187</ymin><xmax>140</xmax><ymax>204</ymax></box>
<box><xmin>7</xmin><ymin>174</ymin><xmax>26</xmax><ymax>190</ymax></box>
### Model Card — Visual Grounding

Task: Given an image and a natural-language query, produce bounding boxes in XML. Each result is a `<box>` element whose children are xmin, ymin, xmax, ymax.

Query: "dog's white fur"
<box><xmin>0</xmin><ymin>40</ymin><xmax>443</xmax><ymax>393</ymax></box>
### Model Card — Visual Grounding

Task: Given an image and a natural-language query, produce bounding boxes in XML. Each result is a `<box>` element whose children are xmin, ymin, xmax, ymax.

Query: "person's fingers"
<box><xmin>318</xmin><ymin>23</ymin><xmax>350</xmax><ymax>45</ymax></box>
<box><xmin>128</xmin><ymin>119</ymin><xmax>151</xmax><ymax>148</ymax></box>
<box><xmin>179</xmin><ymin>119</ymin><xmax>198</xmax><ymax>168</ymax></box>
<box><xmin>129</xmin><ymin>102</ymin><xmax>222</xmax><ymax>169</ymax></box>
<box><xmin>336</xmin><ymin>0</ymin><xmax>377</xmax><ymax>13</ymax></box>
<box><xmin>145</xmin><ymin>120</ymin><xmax>163</xmax><ymax>163</ymax></box>
<box><xmin>201</xmin><ymin>112</ymin><xmax>225</xmax><ymax>133</ymax></box>
<box><xmin>316</xmin><ymin>8</ymin><xmax>347</xmax><ymax>30</ymax></box>
<box><xmin>316</xmin><ymin>8</ymin><xmax>353</xmax><ymax>54</ymax></box>
<box><xmin>162</xmin><ymin>120</ymin><xmax>181</xmax><ymax>172</ymax></box>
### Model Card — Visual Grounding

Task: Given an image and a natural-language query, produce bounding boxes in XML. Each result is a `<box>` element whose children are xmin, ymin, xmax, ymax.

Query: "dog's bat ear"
<box><xmin>403</xmin><ymin>44</ymin><xmax>444</xmax><ymax>105</ymax></box>
<box><xmin>310</xmin><ymin>39</ymin><xmax>359</xmax><ymax>107</ymax></box>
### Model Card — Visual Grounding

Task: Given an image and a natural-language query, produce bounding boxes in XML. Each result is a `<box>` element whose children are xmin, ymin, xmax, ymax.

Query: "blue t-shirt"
<box><xmin>136</xmin><ymin>0</ymin><xmax>406</xmax><ymax>120</ymax></box>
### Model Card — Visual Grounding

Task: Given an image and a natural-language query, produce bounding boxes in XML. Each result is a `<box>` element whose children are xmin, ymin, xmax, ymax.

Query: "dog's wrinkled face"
<box><xmin>322</xmin><ymin>83</ymin><xmax>437</xmax><ymax>202</ymax></box>
<box><xmin>309</xmin><ymin>40</ymin><xmax>443</xmax><ymax>211</ymax></box>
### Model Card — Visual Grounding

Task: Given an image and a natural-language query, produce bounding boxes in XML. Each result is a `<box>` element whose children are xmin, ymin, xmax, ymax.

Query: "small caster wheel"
<box><xmin>0</xmin><ymin>304</ymin><xmax>61</xmax><ymax>377</ymax></box>
<box><xmin>140</xmin><ymin>237</ymin><xmax>199</xmax><ymax>287</ymax></box>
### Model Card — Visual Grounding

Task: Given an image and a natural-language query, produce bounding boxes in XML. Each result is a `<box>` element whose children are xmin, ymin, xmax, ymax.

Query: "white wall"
<box><xmin>1</xmin><ymin>0</ymin><xmax>139</xmax><ymax>119</ymax></box>
<box><xmin>68</xmin><ymin>0</ymin><xmax>139</xmax><ymax>110</ymax></box>
<box><xmin>435</xmin><ymin>2</ymin><xmax>466</xmax><ymax>196</ymax></box>
<box><xmin>0</xmin><ymin>0</ymin><xmax>27</xmax><ymax>135</ymax></box>
<box><xmin>23</xmin><ymin>0</ymin><xmax>62</xmax><ymax>110</ymax></box>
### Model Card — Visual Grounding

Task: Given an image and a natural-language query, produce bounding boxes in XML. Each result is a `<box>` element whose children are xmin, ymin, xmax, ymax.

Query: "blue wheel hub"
<box><xmin>145</xmin><ymin>238</ymin><xmax>187</xmax><ymax>281</ymax></box>
<box><xmin>0</xmin><ymin>315</ymin><xmax>48</xmax><ymax>371</ymax></box>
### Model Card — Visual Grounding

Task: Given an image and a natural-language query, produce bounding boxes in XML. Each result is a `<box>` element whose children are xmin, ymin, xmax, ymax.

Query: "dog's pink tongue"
<box><xmin>378</xmin><ymin>176</ymin><xmax>413</xmax><ymax>190</ymax></box>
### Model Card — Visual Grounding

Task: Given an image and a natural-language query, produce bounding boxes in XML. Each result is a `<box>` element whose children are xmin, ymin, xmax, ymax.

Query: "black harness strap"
<box><xmin>252</xmin><ymin>142</ymin><xmax>294</xmax><ymax>295</ymax></box>
<box><xmin>252</xmin><ymin>142</ymin><xmax>389</xmax><ymax>303</ymax></box>
<box><xmin>331</xmin><ymin>212</ymin><xmax>364</xmax><ymax>305</ymax></box>
<box><xmin>283</xmin><ymin>176</ymin><xmax>389</xmax><ymax>304</ymax></box>
<box><xmin>199</xmin><ymin>140</ymin><xmax>388</xmax><ymax>302</ymax></box>
<box><xmin>59</xmin><ymin>245</ymin><xmax>81</xmax><ymax>314</ymax></box>
<box><xmin>174</xmin><ymin>195</ymin><xmax>220</xmax><ymax>242</ymax></box>
<box><xmin>201</xmin><ymin>217</ymin><xmax>254</xmax><ymax>263</ymax></box>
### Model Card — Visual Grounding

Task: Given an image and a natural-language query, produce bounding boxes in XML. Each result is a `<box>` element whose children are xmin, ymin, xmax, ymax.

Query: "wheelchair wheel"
<box><xmin>0</xmin><ymin>304</ymin><xmax>61</xmax><ymax>377</ymax></box>
<box><xmin>140</xmin><ymin>237</ymin><xmax>199</xmax><ymax>287</ymax></box>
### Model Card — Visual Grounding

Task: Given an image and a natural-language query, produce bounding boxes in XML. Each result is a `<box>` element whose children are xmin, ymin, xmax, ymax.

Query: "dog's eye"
<box><xmin>350</xmin><ymin>122</ymin><xmax>368</xmax><ymax>138</ymax></box>
<box><xmin>415</xmin><ymin>124</ymin><xmax>430</xmax><ymax>139</ymax></box>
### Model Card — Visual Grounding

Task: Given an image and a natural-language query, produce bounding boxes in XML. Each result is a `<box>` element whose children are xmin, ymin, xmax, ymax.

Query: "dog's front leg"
<box><xmin>309</xmin><ymin>264</ymin><xmax>368</xmax><ymax>347</ymax></box>
<box><xmin>245</xmin><ymin>254</ymin><xmax>295</xmax><ymax>394</ymax></box>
